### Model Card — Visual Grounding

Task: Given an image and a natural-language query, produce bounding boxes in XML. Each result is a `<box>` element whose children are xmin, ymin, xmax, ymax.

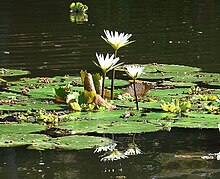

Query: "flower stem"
<box><xmin>133</xmin><ymin>80</ymin><xmax>139</xmax><ymax>110</ymax></box>
<box><xmin>110</xmin><ymin>50</ymin><xmax>118</xmax><ymax>100</ymax></box>
<box><xmin>102</xmin><ymin>73</ymin><xmax>106</xmax><ymax>98</ymax></box>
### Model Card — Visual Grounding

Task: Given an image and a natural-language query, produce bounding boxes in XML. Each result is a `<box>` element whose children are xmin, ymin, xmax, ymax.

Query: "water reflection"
<box><xmin>1</xmin><ymin>129</ymin><xmax>220</xmax><ymax>178</ymax></box>
<box><xmin>0</xmin><ymin>0</ymin><xmax>219</xmax><ymax>77</ymax></box>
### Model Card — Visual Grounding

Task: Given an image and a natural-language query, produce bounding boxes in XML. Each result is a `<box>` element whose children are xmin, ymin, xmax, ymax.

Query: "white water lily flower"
<box><xmin>124</xmin><ymin>143</ymin><xmax>142</xmax><ymax>156</ymax></box>
<box><xmin>101</xmin><ymin>30</ymin><xmax>135</xmax><ymax>50</ymax></box>
<box><xmin>94</xmin><ymin>143</ymin><xmax>117</xmax><ymax>153</ymax></box>
<box><xmin>93</xmin><ymin>53</ymin><xmax>121</xmax><ymax>74</ymax></box>
<box><xmin>126</xmin><ymin>64</ymin><xmax>144</xmax><ymax>80</ymax></box>
<box><xmin>100</xmin><ymin>149</ymin><xmax>128</xmax><ymax>162</ymax></box>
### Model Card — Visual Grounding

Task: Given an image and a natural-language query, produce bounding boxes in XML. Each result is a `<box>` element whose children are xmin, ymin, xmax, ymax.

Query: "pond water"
<box><xmin>0</xmin><ymin>0</ymin><xmax>220</xmax><ymax>178</ymax></box>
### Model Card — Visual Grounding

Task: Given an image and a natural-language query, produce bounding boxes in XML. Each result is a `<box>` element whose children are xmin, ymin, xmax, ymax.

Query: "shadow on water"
<box><xmin>0</xmin><ymin>128</ymin><xmax>220</xmax><ymax>178</ymax></box>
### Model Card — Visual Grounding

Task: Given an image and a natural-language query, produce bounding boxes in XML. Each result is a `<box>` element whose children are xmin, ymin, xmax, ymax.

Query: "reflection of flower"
<box><xmin>101</xmin><ymin>30</ymin><xmax>135</xmax><ymax>51</ymax></box>
<box><xmin>217</xmin><ymin>152</ymin><xmax>220</xmax><ymax>160</ymax></box>
<box><xmin>101</xmin><ymin>149</ymin><xmax>128</xmax><ymax>162</ymax></box>
<box><xmin>126</xmin><ymin>65</ymin><xmax>144</xmax><ymax>80</ymax></box>
<box><xmin>70</xmin><ymin>13</ymin><xmax>88</xmax><ymax>23</ymax></box>
<box><xmin>94</xmin><ymin>143</ymin><xmax>117</xmax><ymax>153</ymax></box>
<box><xmin>124</xmin><ymin>143</ymin><xmax>142</xmax><ymax>156</ymax></box>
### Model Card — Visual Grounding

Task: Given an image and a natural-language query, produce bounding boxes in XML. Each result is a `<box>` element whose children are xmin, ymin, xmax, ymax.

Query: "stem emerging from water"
<box><xmin>110</xmin><ymin>49</ymin><xmax>118</xmax><ymax>100</ymax></box>
<box><xmin>133</xmin><ymin>80</ymin><xmax>139</xmax><ymax>110</ymax></box>
<box><xmin>102</xmin><ymin>72</ymin><xmax>106</xmax><ymax>98</ymax></box>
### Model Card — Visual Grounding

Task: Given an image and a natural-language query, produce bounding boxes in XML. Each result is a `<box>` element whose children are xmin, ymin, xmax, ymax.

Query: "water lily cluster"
<box><xmin>94</xmin><ymin>30</ymin><xmax>145</xmax><ymax>110</ymax></box>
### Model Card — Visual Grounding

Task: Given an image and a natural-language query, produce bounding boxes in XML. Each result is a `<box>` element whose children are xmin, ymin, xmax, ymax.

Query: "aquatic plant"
<box><xmin>70</xmin><ymin>2</ymin><xmax>88</xmax><ymax>14</ymax></box>
<box><xmin>70</xmin><ymin>2</ymin><xmax>88</xmax><ymax>23</ymax></box>
<box><xmin>161</xmin><ymin>99</ymin><xmax>191</xmax><ymax>113</ymax></box>
<box><xmin>125</xmin><ymin>64</ymin><xmax>144</xmax><ymax>110</ymax></box>
<box><xmin>93</xmin><ymin>53</ymin><xmax>121</xmax><ymax>98</ymax></box>
<box><xmin>101</xmin><ymin>30</ymin><xmax>135</xmax><ymax>100</ymax></box>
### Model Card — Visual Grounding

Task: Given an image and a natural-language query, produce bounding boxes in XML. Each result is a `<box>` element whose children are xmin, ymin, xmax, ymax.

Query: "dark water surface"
<box><xmin>0</xmin><ymin>0</ymin><xmax>220</xmax><ymax>77</ymax></box>
<box><xmin>1</xmin><ymin>0</ymin><xmax>220</xmax><ymax>178</ymax></box>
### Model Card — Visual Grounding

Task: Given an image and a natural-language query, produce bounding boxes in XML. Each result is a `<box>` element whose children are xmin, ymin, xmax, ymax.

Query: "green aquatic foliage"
<box><xmin>161</xmin><ymin>99</ymin><xmax>191</xmax><ymax>113</ymax></box>
<box><xmin>195</xmin><ymin>94</ymin><xmax>219</xmax><ymax>101</ymax></box>
<box><xmin>53</xmin><ymin>84</ymin><xmax>72</xmax><ymax>103</ymax></box>
<box><xmin>1</xmin><ymin>64</ymin><xmax>220</xmax><ymax>151</ymax></box>
<box><xmin>0</xmin><ymin>68</ymin><xmax>30</xmax><ymax>77</ymax></box>
<box><xmin>0</xmin><ymin>133</ymin><xmax>113</xmax><ymax>150</ymax></box>
<box><xmin>70</xmin><ymin>2</ymin><xmax>88</xmax><ymax>23</ymax></box>
<box><xmin>70</xmin><ymin>2</ymin><xmax>88</xmax><ymax>14</ymax></box>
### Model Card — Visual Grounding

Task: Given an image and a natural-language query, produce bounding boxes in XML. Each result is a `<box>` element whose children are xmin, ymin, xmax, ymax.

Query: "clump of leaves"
<box><xmin>195</xmin><ymin>94</ymin><xmax>219</xmax><ymax>101</ymax></box>
<box><xmin>203</xmin><ymin>103</ymin><xmax>220</xmax><ymax>114</ymax></box>
<box><xmin>53</xmin><ymin>84</ymin><xmax>71</xmax><ymax>103</ymax></box>
<box><xmin>70</xmin><ymin>2</ymin><xmax>88</xmax><ymax>14</ymax></box>
<box><xmin>36</xmin><ymin>109</ymin><xmax>59</xmax><ymax>127</ymax></box>
<box><xmin>161</xmin><ymin>99</ymin><xmax>191</xmax><ymax>113</ymax></box>
<box><xmin>187</xmin><ymin>86</ymin><xmax>213</xmax><ymax>95</ymax></box>
<box><xmin>69</xmin><ymin>2</ymin><xmax>88</xmax><ymax>23</ymax></box>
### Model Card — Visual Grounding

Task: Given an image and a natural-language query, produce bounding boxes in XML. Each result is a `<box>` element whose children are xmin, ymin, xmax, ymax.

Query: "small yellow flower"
<box><xmin>101</xmin><ymin>30</ymin><xmax>135</xmax><ymax>51</ymax></box>
<box><xmin>93</xmin><ymin>53</ymin><xmax>121</xmax><ymax>74</ymax></box>
<box><xmin>126</xmin><ymin>64</ymin><xmax>144</xmax><ymax>80</ymax></box>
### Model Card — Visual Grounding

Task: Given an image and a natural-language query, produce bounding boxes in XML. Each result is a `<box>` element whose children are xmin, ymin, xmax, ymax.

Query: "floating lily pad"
<box><xmin>160</xmin><ymin>81</ymin><xmax>196</xmax><ymax>87</ymax></box>
<box><xmin>0</xmin><ymin>68</ymin><xmax>30</xmax><ymax>77</ymax></box>
<box><xmin>0</xmin><ymin>133</ymin><xmax>113</xmax><ymax>150</ymax></box>
<box><xmin>153</xmin><ymin>64</ymin><xmax>201</xmax><ymax>73</ymax></box>
<box><xmin>171</xmin><ymin>72</ymin><xmax>220</xmax><ymax>83</ymax></box>
<box><xmin>59</xmin><ymin>110</ymin><xmax>163</xmax><ymax>134</ymax></box>
<box><xmin>59</xmin><ymin>120</ymin><xmax>162</xmax><ymax>134</ymax></box>
<box><xmin>0</xmin><ymin>134</ymin><xmax>50</xmax><ymax>148</ymax></box>
<box><xmin>113</xmin><ymin>100</ymin><xmax>161</xmax><ymax>109</ymax></box>
<box><xmin>116</xmin><ymin>64</ymin><xmax>158</xmax><ymax>73</ymax></box>
<box><xmin>147</xmin><ymin>88</ymin><xmax>191</xmax><ymax>101</ymax></box>
<box><xmin>139</xmin><ymin>72</ymin><xmax>176</xmax><ymax>80</ymax></box>
<box><xmin>46</xmin><ymin>135</ymin><xmax>113</xmax><ymax>150</ymax></box>
<box><xmin>207</xmin><ymin>82</ymin><xmax>220</xmax><ymax>87</ymax></box>
<box><xmin>171</xmin><ymin>113</ymin><xmax>220</xmax><ymax>129</ymax></box>
<box><xmin>0</xmin><ymin>123</ymin><xmax>46</xmax><ymax>134</ymax></box>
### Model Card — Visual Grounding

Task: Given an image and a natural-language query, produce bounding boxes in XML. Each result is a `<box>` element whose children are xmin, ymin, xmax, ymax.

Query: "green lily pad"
<box><xmin>171</xmin><ymin>113</ymin><xmax>220</xmax><ymax>129</ymax></box>
<box><xmin>59</xmin><ymin>120</ymin><xmax>162</xmax><ymax>134</ymax></box>
<box><xmin>171</xmin><ymin>72</ymin><xmax>220</xmax><ymax>83</ymax></box>
<box><xmin>0</xmin><ymin>134</ymin><xmax>50</xmax><ymax>148</ymax></box>
<box><xmin>160</xmin><ymin>81</ymin><xmax>196</xmax><ymax>87</ymax></box>
<box><xmin>147</xmin><ymin>88</ymin><xmax>191</xmax><ymax>101</ymax></box>
<box><xmin>113</xmin><ymin>99</ymin><xmax>161</xmax><ymax>109</ymax></box>
<box><xmin>46</xmin><ymin>135</ymin><xmax>113</xmax><ymax>150</ymax></box>
<box><xmin>0</xmin><ymin>68</ymin><xmax>30</xmax><ymax>77</ymax></box>
<box><xmin>139</xmin><ymin>72</ymin><xmax>176</xmax><ymax>80</ymax></box>
<box><xmin>153</xmin><ymin>64</ymin><xmax>201</xmax><ymax>73</ymax></box>
<box><xmin>0</xmin><ymin>123</ymin><xmax>46</xmax><ymax>134</ymax></box>
<box><xmin>207</xmin><ymin>81</ymin><xmax>220</xmax><ymax>87</ymax></box>
<box><xmin>59</xmin><ymin>110</ymin><xmax>163</xmax><ymax>134</ymax></box>
<box><xmin>116</xmin><ymin>64</ymin><xmax>158</xmax><ymax>73</ymax></box>
<box><xmin>0</xmin><ymin>133</ymin><xmax>113</xmax><ymax>150</ymax></box>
